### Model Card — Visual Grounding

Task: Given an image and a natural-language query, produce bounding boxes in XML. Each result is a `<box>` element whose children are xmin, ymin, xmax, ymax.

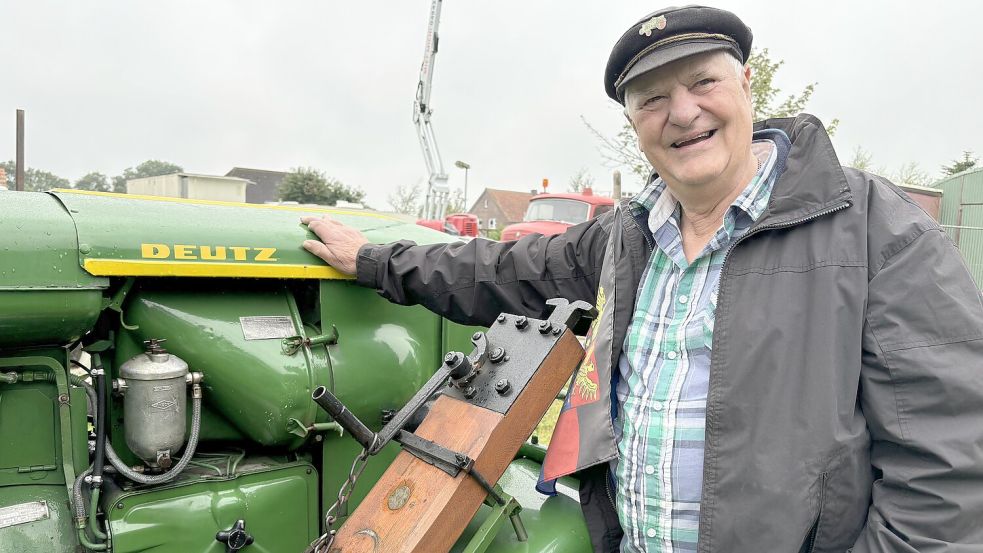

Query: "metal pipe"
<box><xmin>88</xmin><ymin>488</ymin><xmax>107</xmax><ymax>540</ymax></box>
<box><xmin>311</xmin><ymin>386</ymin><xmax>377</xmax><ymax>451</ymax></box>
<box><xmin>77</xmin><ymin>527</ymin><xmax>108</xmax><ymax>552</ymax></box>
<box><xmin>91</xmin><ymin>354</ymin><xmax>107</xmax><ymax>486</ymax></box>
<box><xmin>15</xmin><ymin>109</ymin><xmax>24</xmax><ymax>191</ymax></box>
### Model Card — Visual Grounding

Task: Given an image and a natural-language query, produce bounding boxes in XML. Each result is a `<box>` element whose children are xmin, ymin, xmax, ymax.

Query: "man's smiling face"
<box><xmin>624</xmin><ymin>50</ymin><xmax>754</xmax><ymax>193</ymax></box>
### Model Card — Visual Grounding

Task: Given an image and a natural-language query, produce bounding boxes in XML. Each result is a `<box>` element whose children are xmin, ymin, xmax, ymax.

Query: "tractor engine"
<box><xmin>0</xmin><ymin>190</ymin><xmax>591</xmax><ymax>553</ymax></box>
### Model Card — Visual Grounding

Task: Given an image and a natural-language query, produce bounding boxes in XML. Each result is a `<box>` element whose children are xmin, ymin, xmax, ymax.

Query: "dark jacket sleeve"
<box><xmin>853</xmin><ymin>228</ymin><xmax>983</xmax><ymax>551</ymax></box>
<box><xmin>354</xmin><ymin>212</ymin><xmax>613</xmax><ymax>327</ymax></box>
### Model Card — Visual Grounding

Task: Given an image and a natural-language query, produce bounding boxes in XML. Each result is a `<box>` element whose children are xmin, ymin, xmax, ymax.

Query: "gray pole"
<box><xmin>15</xmin><ymin>109</ymin><xmax>25</xmax><ymax>191</ymax></box>
<box><xmin>463</xmin><ymin>167</ymin><xmax>469</xmax><ymax>210</ymax></box>
<box><xmin>612</xmin><ymin>170</ymin><xmax>622</xmax><ymax>201</ymax></box>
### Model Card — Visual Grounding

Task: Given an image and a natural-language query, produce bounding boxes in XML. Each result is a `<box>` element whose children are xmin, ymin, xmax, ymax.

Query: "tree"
<box><xmin>0</xmin><ymin>160</ymin><xmax>69</xmax><ymax>191</ymax></box>
<box><xmin>568</xmin><ymin>167</ymin><xmax>596</xmax><ymax>193</ymax></box>
<box><xmin>444</xmin><ymin>188</ymin><xmax>466</xmax><ymax>214</ymax></box>
<box><xmin>892</xmin><ymin>162</ymin><xmax>932</xmax><ymax>188</ymax></box>
<box><xmin>278</xmin><ymin>167</ymin><xmax>365</xmax><ymax>206</ymax></box>
<box><xmin>848</xmin><ymin>147</ymin><xmax>938</xmax><ymax>187</ymax></box>
<box><xmin>748</xmin><ymin>48</ymin><xmax>839</xmax><ymax>135</ymax></box>
<box><xmin>942</xmin><ymin>151</ymin><xmax>978</xmax><ymax>176</ymax></box>
<box><xmin>584</xmin><ymin>48</ymin><xmax>838</xmax><ymax>183</ymax></box>
<box><xmin>388</xmin><ymin>182</ymin><xmax>422</xmax><ymax>214</ymax></box>
<box><xmin>74</xmin><ymin>172</ymin><xmax>112</xmax><ymax>192</ymax></box>
<box><xmin>112</xmin><ymin>159</ymin><xmax>184</xmax><ymax>193</ymax></box>
<box><xmin>846</xmin><ymin>146</ymin><xmax>878</xmax><ymax>173</ymax></box>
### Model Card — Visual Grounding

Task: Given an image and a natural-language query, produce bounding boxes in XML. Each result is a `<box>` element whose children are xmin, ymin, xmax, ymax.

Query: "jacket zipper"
<box><xmin>605</xmin><ymin>468</ymin><xmax>617</xmax><ymax>509</ymax></box>
<box><xmin>805</xmin><ymin>471</ymin><xmax>829</xmax><ymax>553</ymax></box>
<box><xmin>698</xmin><ymin>200</ymin><xmax>850</xmax><ymax>549</ymax></box>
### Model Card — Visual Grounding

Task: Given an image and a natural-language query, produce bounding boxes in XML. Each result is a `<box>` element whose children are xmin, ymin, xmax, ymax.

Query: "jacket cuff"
<box><xmin>355</xmin><ymin>243</ymin><xmax>384</xmax><ymax>289</ymax></box>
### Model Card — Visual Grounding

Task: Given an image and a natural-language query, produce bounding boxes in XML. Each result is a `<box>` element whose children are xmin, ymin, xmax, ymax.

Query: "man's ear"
<box><xmin>742</xmin><ymin>63</ymin><xmax>753</xmax><ymax>103</ymax></box>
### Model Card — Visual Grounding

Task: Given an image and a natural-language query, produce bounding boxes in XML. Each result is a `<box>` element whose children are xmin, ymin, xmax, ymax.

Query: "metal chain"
<box><xmin>307</xmin><ymin>438</ymin><xmax>376</xmax><ymax>553</ymax></box>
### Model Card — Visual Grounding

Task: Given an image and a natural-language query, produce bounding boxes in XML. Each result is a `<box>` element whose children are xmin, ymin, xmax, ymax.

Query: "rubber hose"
<box><xmin>104</xmin><ymin>392</ymin><xmax>203</xmax><ymax>485</ymax></box>
<box><xmin>72</xmin><ymin>467</ymin><xmax>92</xmax><ymax>523</ymax></box>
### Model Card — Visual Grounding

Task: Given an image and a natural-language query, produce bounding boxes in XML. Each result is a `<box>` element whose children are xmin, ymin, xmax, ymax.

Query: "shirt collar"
<box><xmin>629</xmin><ymin>129</ymin><xmax>790</xmax><ymax>233</ymax></box>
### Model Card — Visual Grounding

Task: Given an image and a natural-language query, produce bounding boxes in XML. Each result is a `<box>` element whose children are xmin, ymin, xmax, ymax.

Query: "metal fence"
<box><xmin>942</xmin><ymin>225</ymin><xmax>983</xmax><ymax>288</ymax></box>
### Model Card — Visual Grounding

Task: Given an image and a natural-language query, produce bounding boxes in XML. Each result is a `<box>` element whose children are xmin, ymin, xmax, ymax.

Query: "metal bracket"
<box><xmin>104</xmin><ymin>277</ymin><xmax>139</xmax><ymax>331</ymax></box>
<box><xmin>282</xmin><ymin>325</ymin><xmax>339</xmax><ymax>356</ymax></box>
<box><xmin>396</xmin><ymin>430</ymin><xmax>504</xmax><ymax>506</ymax></box>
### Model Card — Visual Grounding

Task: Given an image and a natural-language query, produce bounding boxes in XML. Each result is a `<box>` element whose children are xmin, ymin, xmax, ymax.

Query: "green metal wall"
<box><xmin>937</xmin><ymin>168</ymin><xmax>983</xmax><ymax>287</ymax></box>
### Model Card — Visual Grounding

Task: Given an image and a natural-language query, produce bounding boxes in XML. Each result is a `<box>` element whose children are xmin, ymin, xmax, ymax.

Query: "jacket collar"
<box><xmin>751</xmin><ymin>114</ymin><xmax>853</xmax><ymax>227</ymax></box>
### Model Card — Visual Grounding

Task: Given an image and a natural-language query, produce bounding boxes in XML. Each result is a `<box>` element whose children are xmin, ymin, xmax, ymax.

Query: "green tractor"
<box><xmin>0</xmin><ymin>189</ymin><xmax>593</xmax><ymax>553</ymax></box>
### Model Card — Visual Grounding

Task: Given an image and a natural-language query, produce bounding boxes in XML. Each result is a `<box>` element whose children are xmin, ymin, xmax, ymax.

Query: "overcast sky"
<box><xmin>2</xmin><ymin>1</ymin><xmax>980</xmax><ymax>208</ymax></box>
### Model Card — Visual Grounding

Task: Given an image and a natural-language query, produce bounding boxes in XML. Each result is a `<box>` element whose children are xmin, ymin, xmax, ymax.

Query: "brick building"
<box><xmin>468</xmin><ymin>188</ymin><xmax>534</xmax><ymax>234</ymax></box>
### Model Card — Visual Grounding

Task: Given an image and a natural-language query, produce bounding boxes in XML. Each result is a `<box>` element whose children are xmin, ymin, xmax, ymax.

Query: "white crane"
<box><xmin>415</xmin><ymin>0</ymin><xmax>450</xmax><ymax>220</ymax></box>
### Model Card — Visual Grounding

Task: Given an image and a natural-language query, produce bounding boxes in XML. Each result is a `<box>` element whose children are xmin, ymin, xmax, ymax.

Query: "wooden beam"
<box><xmin>331</xmin><ymin>330</ymin><xmax>583</xmax><ymax>553</ymax></box>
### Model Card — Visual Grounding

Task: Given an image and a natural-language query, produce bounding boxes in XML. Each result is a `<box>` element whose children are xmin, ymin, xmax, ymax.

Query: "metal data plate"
<box><xmin>441</xmin><ymin>313</ymin><xmax>572</xmax><ymax>415</ymax></box>
<box><xmin>0</xmin><ymin>501</ymin><xmax>50</xmax><ymax>530</ymax></box>
<box><xmin>239</xmin><ymin>316</ymin><xmax>296</xmax><ymax>340</ymax></box>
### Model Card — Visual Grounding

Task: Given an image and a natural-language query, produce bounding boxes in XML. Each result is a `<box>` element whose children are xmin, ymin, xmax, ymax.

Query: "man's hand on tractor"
<box><xmin>301</xmin><ymin>215</ymin><xmax>368</xmax><ymax>276</ymax></box>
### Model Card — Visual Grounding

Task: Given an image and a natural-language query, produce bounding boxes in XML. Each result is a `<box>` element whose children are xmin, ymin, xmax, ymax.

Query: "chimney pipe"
<box><xmin>15</xmin><ymin>109</ymin><xmax>25</xmax><ymax>191</ymax></box>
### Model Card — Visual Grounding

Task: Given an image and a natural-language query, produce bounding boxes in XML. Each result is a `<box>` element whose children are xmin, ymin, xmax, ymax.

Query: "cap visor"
<box><xmin>616</xmin><ymin>40</ymin><xmax>739</xmax><ymax>100</ymax></box>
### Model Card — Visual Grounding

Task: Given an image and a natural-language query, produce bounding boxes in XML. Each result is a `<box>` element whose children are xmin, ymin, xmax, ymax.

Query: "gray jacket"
<box><xmin>356</xmin><ymin>114</ymin><xmax>983</xmax><ymax>552</ymax></box>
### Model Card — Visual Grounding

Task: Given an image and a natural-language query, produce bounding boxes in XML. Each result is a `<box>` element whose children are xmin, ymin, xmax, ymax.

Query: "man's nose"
<box><xmin>666</xmin><ymin>91</ymin><xmax>700</xmax><ymax>128</ymax></box>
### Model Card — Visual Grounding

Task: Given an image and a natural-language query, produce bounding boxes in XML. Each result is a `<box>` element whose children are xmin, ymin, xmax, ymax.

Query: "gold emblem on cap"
<box><xmin>639</xmin><ymin>15</ymin><xmax>667</xmax><ymax>37</ymax></box>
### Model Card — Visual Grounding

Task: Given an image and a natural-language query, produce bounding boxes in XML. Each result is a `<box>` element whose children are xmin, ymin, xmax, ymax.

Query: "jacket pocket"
<box><xmin>802</xmin><ymin>471</ymin><xmax>829</xmax><ymax>553</ymax></box>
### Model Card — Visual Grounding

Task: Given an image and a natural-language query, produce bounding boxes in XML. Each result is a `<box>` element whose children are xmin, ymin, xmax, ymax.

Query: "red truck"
<box><xmin>416</xmin><ymin>213</ymin><xmax>479</xmax><ymax>237</ymax></box>
<box><xmin>501</xmin><ymin>188</ymin><xmax>615</xmax><ymax>241</ymax></box>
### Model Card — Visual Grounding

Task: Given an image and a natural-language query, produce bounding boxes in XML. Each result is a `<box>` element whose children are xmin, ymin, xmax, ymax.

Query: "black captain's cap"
<box><xmin>604</xmin><ymin>5</ymin><xmax>753</xmax><ymax>104</ymax></box>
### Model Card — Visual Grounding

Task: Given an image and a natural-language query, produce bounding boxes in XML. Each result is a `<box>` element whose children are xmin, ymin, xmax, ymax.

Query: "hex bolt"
<box><xmin>444</xmin><ymin>352</ymin><xmax>461</xmax><ymax>367</ymax></box>
<box><xmin>463</xmin><ymin>386</ymin><xmax>477</xmax><ymax>399</ymax></box>
<box><xmin>497</xmin><ymin>314</ymin><xmax>507</xmax><ymax>323</ymax></box>
<box><xmin>515</xmin><ymin>316</ymin><xmax>528</xmax><ymax>330</ymax></box>
<box><xmin>538</xmin><ymin>320</ymin><xmax>552</xmax><ymax>334</ymax></box>
<box><xmin>489</xmin><ymin>347</ymin><xmax>506</xmax><ymax>364</ymax></box>
<box><xmin>495</xmin><ymin>379</ymin><xmax>511</xmax><ymax>395</ymax></box>
<box><xmin>552</xmin><ymin>326</ymin><xmax>562</xmax><ymax>336</ymax></box>
<box><xmin>57</xmin><ymin>394</ymin><xmax>70</xmax><ymax>405</ymax></box>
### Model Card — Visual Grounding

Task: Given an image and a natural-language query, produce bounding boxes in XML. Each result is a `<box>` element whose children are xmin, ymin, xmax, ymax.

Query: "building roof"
<box><xmin>473</xmin><ymin>188</ymin><xmax>535</xmax><ymax>222</ymax></box>
<box><xmin>226</xmin><ymin>167</ymin><xmax>288</xmax><ymax>204</ymax></box>
<box><xmin>127</xmin><ymin>172</ymin><xmax>251</xmax><ymax>184</ymax></box>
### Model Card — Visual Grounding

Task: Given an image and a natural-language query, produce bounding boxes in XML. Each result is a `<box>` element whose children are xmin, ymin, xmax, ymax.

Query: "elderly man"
<box><xmin>302</xmin><ymin>6</ymin><xmax>983</xmax><ymax>552</ymax></box>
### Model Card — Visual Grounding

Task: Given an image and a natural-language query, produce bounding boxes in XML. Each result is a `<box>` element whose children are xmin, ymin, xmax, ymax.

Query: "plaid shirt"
<box><xmin>615</xmin><ymin>137</ymin><xmax>784</xmax><ymax>552</ymax></box>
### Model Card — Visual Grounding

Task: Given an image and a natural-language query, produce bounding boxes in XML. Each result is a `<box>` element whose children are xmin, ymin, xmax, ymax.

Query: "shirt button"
<box><xmin>666</xmin><ymin>351</ymin><xmax>678</xmax><ymax>360</ymax></box>
<box><xmin>646</xmin><ymin>528</ymin><xmax>657</xmax><ymax>538</ymax></box>
<box><xmin>651</xmin><ymin>401</ymin><xmax>664</xmax><ymax>411</ymax></box>
<box><xmin>644</xmin><ymin>465</ymin><xmax>655</xmax><ymax>475</ymax></box>
<box><xmin>678</xmin><ymin>294</ymin><xmax>688</xmax><ymax>304</ymax></box>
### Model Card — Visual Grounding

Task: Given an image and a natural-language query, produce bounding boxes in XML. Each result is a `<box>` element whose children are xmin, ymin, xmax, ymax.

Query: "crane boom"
<box><xmin>415</xmin><ymin>0</ymin><xmax>449</xmax><ymax>220</ymax></box>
